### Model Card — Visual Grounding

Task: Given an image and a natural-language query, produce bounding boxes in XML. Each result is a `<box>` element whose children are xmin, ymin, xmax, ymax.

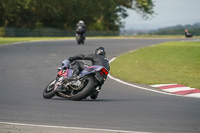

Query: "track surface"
<box><xmin>0</xmin><ymin>39</ymin><xmax>200</xmax><ymax>133</ymax></box>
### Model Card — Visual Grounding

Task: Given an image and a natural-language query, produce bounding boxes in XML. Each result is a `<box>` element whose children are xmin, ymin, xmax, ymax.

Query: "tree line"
<box><xmin>0</xmin><ymin>0</ymin><xmax>154</xmax><ymax>31</ymax></box>
<box><xmin>150</xmin><ymin>23</ymin><xmax>200</xmax><ymax>35</ymax></box>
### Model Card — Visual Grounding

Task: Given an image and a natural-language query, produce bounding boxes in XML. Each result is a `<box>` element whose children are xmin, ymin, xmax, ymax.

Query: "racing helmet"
<box><xmin>95</xmin><ymin>47</ymin><xmax>106</xmax><ymax>56</ymax></box>
<box><xmin>79</xmin><ymin>20</ymin><xmax>84</xmax><ymax>24</ymax></box>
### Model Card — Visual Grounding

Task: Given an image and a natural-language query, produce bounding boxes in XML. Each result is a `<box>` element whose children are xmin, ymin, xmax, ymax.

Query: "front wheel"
<box><xmin>43</xmin><ymin>79</ymin><xmax>56</xmax><ymax>99</ymax></box>
<box><xmin>76</xmin><ymin>34</ymin><xmax>81</xmax><ymax>45</ymax></box>
<box><xmin>71</xmin><ymin>75</ymin><xmax>95</xmax><ymax>101</ymax></box>
<box><xmin>81</xmin><ymin>38</ymin><xmax>84</xmax><ymax>44</ymax></box>
<box><xmin>80</xmin><ymin>35</ymin><xmax>85</xmax><ymax>44</ymax></box>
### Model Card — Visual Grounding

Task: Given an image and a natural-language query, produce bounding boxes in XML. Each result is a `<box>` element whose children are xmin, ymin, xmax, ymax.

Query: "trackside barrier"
<box><xmin>0</xmin><ymin>27</ymin><xmax>5</xmax><ymax>37</ymax></box>
<box><xmin>0</xmin><ymin>27</ymin><xmax>119</xmax><ymax>37</ymax></box>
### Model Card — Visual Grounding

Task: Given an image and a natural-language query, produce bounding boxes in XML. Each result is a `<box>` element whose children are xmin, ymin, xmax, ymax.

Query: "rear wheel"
<box><xmin>71</xmin><ymin>76</ymin><xmax>95</xmax><ymax>101</ymax></box>
<box><xmin>43</xmin><ymin>79</ymin><xmax>56</xmax><ymax>99</ymax></box>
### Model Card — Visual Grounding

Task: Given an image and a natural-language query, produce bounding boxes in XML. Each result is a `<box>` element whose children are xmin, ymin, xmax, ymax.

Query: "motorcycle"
<box><xmin>43</xmin><ymin>59</ymin><xmax>109</xmax><ymax>101</ymax></box>
<box><xmin>76</xmin><ymin>26</ymin><xmax>85</xmax><ymax>45</ymax></box>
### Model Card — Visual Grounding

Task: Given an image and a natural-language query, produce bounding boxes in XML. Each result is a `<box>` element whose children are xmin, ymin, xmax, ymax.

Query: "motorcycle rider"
<box><xmin>184</xmin><ymin>29</ymin><xmax>193</xmax><ymax>38</ymax></box>
<box><xmin>76</xmin><ymin>20</ymin><xmax>87</xmax><ymax>40</ymax></box>
<box><xmin>68</xmin><ymin>47</ymin><xmax>110</xmax><ymax>76</ymax></box>
<box><xmin>67</xmin><ymin>47</ymin><xmax>110</xmax><ymax>99</ymax></box>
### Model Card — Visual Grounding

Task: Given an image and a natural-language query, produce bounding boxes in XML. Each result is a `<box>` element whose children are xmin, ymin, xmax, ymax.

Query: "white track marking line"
<box><xmin>162</xmin><ymin>87</ymin><xmax>195</xmax><ymax>92</ymax></box>
<box><xmin>0</xmin><ymin>122</ymin><xmax>150</xmax><ymax>133</ymax></box>
<box><xmin>150</xmin><ymin>84</ymin><xmax>177</xmax><ymax>87</ymax></box>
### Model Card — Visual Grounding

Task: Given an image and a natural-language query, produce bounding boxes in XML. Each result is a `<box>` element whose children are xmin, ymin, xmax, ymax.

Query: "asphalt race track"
<box><xmin>0</xmin><ymin>39</ymin><xmax>200</xmax><ymax>133</ymax></box>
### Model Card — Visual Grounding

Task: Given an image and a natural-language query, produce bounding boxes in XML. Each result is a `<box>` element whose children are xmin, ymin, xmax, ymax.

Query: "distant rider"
<box><xmin>76</xmin><ymin>20</ymin><xmax>87</xmax><ymax>40</ymax></box>
<box><xmin>185</xmin><ymin>29</ymin><xmax>193</xmax><ymax>38</ymax></box>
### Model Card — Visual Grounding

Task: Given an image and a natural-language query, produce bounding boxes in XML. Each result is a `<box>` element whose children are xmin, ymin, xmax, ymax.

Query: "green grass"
<box><xmin>110</xmin><ymin>41</ymin><xmax>200</xmax><ymax>89</ymax></box>
<box><xmin>0</xmin><ymin>37</ymin><xmax>73</xmax><ymax>45</ymax></box>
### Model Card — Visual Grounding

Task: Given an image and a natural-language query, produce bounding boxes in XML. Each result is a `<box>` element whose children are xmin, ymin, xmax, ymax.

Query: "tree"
<box><xmin>0</xmin><ymin>0</ymin><xmax>155</xmax><ymax>31</ymax></box>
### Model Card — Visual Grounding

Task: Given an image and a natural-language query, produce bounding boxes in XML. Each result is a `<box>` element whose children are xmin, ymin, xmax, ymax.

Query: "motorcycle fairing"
<box><xmin>80</xmin><ymin>65</ymin><xmax>103</xmax><ymax>77</ymax></box>
<box><xmin>57</xmin><ymin>69</ymin><xmax>73</xmax><ymax>78</ymax></box>
<box><xmin>57</xmin><ymin>60</ymin><xmax>108</xmax><ymax>83</ymax></box>
<box><xmin>80</xmin><ymin>65</ymin><xmax>108</xmax><ymax>83</ymax></box>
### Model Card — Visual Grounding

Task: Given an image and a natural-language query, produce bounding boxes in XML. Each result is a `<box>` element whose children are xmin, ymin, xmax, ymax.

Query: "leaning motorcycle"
<box><xmin>76</xmin><ymin>26</ymin><xmax>85</xmax><ymax>45</ymax></box>
<box><xmin>43</xmin><ymin>60</ymin><xmax>109</xmax><ymax>101</ymax></box>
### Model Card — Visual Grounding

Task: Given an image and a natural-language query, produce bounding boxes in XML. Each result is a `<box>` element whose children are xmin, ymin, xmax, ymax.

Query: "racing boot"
<box><xmin>90</xmin><ymin>91</ymin><xmax>99</xmax><ymax>100</ymax></box>
<box><xmin>90</xmin><ymin>86</ymin><xmax>101</xmax><ymax>100</ymax></box>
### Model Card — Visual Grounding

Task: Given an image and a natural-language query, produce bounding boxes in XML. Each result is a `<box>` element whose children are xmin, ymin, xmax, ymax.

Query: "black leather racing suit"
<box><xmin>76</xmin><ymin>23</ymin><xmax>87</xmax><ymax>39</ymax></box>
<box><xmin>69</xmin><ymin>53</ymin><xmax>110</xmax><ymax>72</ymax></box>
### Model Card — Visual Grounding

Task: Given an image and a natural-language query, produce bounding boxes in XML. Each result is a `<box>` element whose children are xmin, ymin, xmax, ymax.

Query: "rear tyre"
<box><xmin>71</xmin><ymin>75</ymin><xmax>95</xmax><ymax>101</ymax></box>
<box><xmin>43</xmin><ymin>79</ymin><xmax>56</xmax><ymax>99</ymax></box>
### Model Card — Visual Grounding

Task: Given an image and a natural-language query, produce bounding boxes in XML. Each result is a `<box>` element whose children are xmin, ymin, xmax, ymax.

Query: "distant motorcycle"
<box><xmin>76</xmin><ymin>26</ymin><xmax>85</xmax><ymax>45</ymax></box>
<box><xmin>43</xmin><ymin>59</ymin><xmax>109</xmax><ymax>101</ymax></box>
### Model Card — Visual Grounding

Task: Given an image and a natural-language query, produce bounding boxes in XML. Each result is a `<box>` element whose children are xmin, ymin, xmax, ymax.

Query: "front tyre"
<box><xmin>43</xmin><ymin>79</ymin><xmax>56</xmax><ymax>99</ymax></box>
<box><xmin>81</xmin><ymin>38</ymin><xmax>84</xmax><ymax>44</ymax></box>
<box><xmin>81</xmin><ymin>35</ymin><xmax>84</xmax><ymax>44</ymax></box>
<box><xmin>71</xmin><ymin>75</ymin><xmax>95</xmax><ymax>101</ymax></box>
<box><xmin>76</xmin><ymin>34</ymin><xmax>81</xmax><ymax>45</ymax></box>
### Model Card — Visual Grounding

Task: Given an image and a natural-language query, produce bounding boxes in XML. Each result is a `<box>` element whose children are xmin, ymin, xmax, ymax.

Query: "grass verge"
<box><xmin>110</xmin><ymin>41</ymin><xmax>200</xmax><ymax>89</ymax></box>
<box><xmin>0</xmin><ymin>37</ymin><xmax>74</xmax><ymax>45</ymax></box>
